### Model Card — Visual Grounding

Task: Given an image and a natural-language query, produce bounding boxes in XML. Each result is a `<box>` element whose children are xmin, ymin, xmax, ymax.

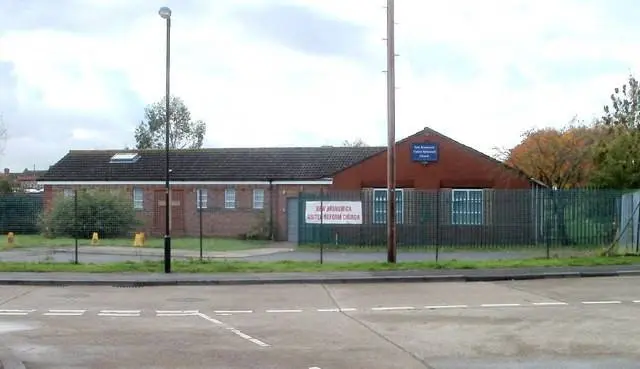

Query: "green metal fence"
<box><xmin>0</xmin><ymin>193</ymin><xmax>43</xmax><ymax>234</ymax></box>
<box><xmin>298</xmin><ymin>188</ymin><xmax>623</xmax><ymax>248</ymax></box>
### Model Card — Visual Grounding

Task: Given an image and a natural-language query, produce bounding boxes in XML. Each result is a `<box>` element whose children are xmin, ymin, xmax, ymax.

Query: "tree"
<box><xmin>504</xmin><ymin>118</ymin><xmax>599</xmax><ymax>189</ymax></box>
<box><xmin>0</xmin><ymin>179</ymin><xmax>12</xmax><ymax>194</ymax></box>
<box><xmin>134</xmin><ymin>96</ymin><xmax>206</xmax><ymax>149</ymax></box>
<box><xmin>342</xmin><ymin>138</ymin><xmax>367</xmax><ymax>147</ymax></box>
<box><xmin>503</xmin><ymin>120</ymin><xmax>603</xmax><ymax>246</ymax></box>
<box><xmin>602</xmin><ymin>74</ymin><xmax>640</xmax><ymax>129</ymax></box>
<box><xmin>590</xmin><ymin>73</ymin><xmax>640</xmax><ymax>189</ymax></box>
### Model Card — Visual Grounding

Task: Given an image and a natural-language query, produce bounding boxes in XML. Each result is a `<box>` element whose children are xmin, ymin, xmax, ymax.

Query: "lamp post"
<box><xmin>159</xmin><ymin>6</ymin><xmax>172</xmax><ymax>273</ymax></box>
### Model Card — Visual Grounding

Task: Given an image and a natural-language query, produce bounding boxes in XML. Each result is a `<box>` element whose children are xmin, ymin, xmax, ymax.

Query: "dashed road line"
<box><xmin>581</xmin><ymin>300</ymin><xmax>622</xmax><ymax>305</ymax></box>
<box><xmin>0</xmin><ymin>300</ymin><xmax>639</xmax><ymax>319</ymax></box>
<box><xmin>196</xmin><ymin>312</ymin><xmax>270</xmax><ymax>348</ymax></box>
<box><xmin>425</xmin><ymin>304</ymin><xmax>469</xmax><ymax>309</ymax></box>
<box><xmin>44</xmin><ymin>309</ymin><xmax>86</xmax><ymax>316</ymax></box>
<box><xmin>371</xmin><ymin>306</ymin><xmax>416</xmax><ymax>311</ymax></box>
<box><xmin>532</xmin><ymin>302</ymin><xmax>568</xmax><ymax>306</ymax></box>
<box><xmin>481</xmin><ymin>303</ymin><xmax>522</xmax><ymax>308</ymax></box>
<box><xmin>98</xmin><ymin>309</ymin><xmax>141</xmax><ymax>317</ymax></box>
<box><xmin>0</xmin><ymin>309</ymin><xmax>34</xmax><ymax>316</ymax></box>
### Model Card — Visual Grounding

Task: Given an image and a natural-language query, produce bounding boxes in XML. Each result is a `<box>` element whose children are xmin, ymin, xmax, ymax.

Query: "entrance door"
<box><xmin>154</xmin><ymin>189</ymin><xmax>185</xmax><ymax>235</ymax></box>
<box><xmin>287</xmin><ymin>197</ymin><xmax>299</xmax><ymax>243</ymax></box>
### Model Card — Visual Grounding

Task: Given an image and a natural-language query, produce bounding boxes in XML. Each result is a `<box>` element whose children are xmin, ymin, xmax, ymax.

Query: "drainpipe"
<box><xmin>268</xmin><ymin>179</ymin><xmax>274</xmax><ymax>240</ymax></box>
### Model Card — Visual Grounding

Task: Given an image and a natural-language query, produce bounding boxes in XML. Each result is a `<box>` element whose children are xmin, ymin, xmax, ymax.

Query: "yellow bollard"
<box><xmin>91</xmin><ymin>232</ymin><xmax>99</xmax><ymax>245</ymax></box>
<box><xmin>6</xmin><ymin>232</ymin><xmax>15</xmax><ymax>247</ymax></box>
<box><xmin>133</xmin><ymin>232</ymin><xmax>146</xmax><ymax>247</ymax></box>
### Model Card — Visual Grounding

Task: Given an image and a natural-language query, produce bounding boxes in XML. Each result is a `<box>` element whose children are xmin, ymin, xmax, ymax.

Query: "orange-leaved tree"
<box><xmin>502</xmin><ymin>120</ymin><xmax>604</xmax><ymax>245</ymax></box>
<box><xmin>504</xmin><ymin>121</ymin><xmax>601</xmax><ymax>189</ymax></box>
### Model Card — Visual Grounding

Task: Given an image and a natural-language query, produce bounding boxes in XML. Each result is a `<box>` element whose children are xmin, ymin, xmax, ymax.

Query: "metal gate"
<box><xmin>287</xmin><ymin>198</ymin><xmax>299</xmax><ymax>243</ymax></box>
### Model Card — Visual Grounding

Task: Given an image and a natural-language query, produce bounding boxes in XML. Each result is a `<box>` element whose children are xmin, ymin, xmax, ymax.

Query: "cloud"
<box><xmin>0</xmin><ymin>0</ymin><xmax>639</xmax><ymax>173</ymax></box>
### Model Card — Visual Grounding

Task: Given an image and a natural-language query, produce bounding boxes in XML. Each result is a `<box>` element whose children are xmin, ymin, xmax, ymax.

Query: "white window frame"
<box><xmin>451</xmin><ymin>189</ymin><xmax>484</xmax><ymax>225</ymax></box>
<box><xmin>224</xmin><ymin>188</ymin><xmax>236</xmax><ymax>209</ymax></box>
<box><xmin>253</xmin><ymin>189</ymin><xmax>265</xmax><ymax>209</ymax></box>
<box><xmin>63</xmin><ymin>188</ymin><xmax>74</xmax><ymax>198</ymax></box>
<box><xmin>372</xmin><ymin>188</ymin><xmax>404</xmax><ymax>224</ymax></box>
<box><xmin>196</xmin><ymin>188</ymin><xmax>208</xmax><ymax>209</ymax></box>
<box><xmin>132</xmin><ymin>187</ymin><xmax>144</xmax><ymax>210</ymax></box>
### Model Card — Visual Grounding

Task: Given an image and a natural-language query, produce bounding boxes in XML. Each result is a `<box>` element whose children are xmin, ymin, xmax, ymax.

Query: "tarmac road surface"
<box><xmin>1</xmin><ymin>276</ymin><xmax>639</xmax><ymax>368</ymax></box>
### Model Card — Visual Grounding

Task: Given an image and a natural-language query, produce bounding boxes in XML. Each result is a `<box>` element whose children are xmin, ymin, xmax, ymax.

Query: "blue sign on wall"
<box><xmin>411</xmin><ymin>143</ymin><xmax>439</xmax><ymax>162</ymax></box>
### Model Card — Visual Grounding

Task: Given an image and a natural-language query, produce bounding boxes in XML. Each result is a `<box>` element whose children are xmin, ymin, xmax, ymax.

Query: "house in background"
<box><xmin>2</xmin><ymin>168</ymin><xmax>47</xmax><ymax>193</ymax></box>
<box><xmin>38</xmin><ymin>127</ymin><xmax>545</xmax><ymax>244</ymax></box>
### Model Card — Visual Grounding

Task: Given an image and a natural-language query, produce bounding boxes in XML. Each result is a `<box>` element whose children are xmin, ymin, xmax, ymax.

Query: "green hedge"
<box><xmin>40</xmin><ymin>190</ymin><xmax>140</xmax><ymax>238</ymax></box>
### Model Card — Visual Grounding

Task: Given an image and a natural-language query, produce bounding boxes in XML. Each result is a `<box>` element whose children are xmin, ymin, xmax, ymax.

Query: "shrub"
<box><xmin>40</xmin><ymin>189</ymin><xmax>140</xmax><ymax>238</ymax></box>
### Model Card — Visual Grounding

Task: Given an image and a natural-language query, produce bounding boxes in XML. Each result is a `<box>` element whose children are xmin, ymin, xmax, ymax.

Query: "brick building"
<box><xmin>38</xmin><ymin>127</ymin><xmax>545</xmax><ymax>244</ymax></box>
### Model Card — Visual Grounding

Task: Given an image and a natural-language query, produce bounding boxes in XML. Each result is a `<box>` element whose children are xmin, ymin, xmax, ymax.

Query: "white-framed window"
<box><xmin>451</xmin><ymin>189</ymin><xmax>483</xmax><ymax>225</ymax></box>
<box><xmin>63</xmin><ymin>188</ymin><xmax>74</xmax><ymax>198</ymax></box>
<box><xmin>196</xmin><ymin>188</ymin><xmax>208</xmax><ymax>209</ymax></box>
<box><xmin>132</xmin><ymin>187</ymin><xmax>144</xmax><ymax>210</ymax></box>
<box><xmin>372</xmin><ymin>188</ymin><xmax>404</xmax><ymax>224</ymax></box>
<box><xmin>224</xmin><ymin>188</ymin><xmax>236</xmax><ymax>209</ymax></box>
<box><xmin>253</xmin><ymin>189</ymin><xmax>265</xmax><ymax>209</ymax></box>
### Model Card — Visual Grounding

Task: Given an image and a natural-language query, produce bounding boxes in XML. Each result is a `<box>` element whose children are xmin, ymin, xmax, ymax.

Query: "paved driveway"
<box><xmin>1</xmin><ymin>277</ymin><xmax>640</xmax><ymax>367</ymax></box>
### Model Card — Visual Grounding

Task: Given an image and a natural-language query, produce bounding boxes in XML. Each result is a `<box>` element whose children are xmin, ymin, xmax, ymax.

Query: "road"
<box><xmin>1</xmin><ymin>277</ymin><xmax>639</xmax><ymax>368</ymax></box>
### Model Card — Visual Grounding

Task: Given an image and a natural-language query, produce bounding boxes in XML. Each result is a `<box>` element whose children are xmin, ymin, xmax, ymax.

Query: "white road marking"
<box><xmin>633</xmin><ymin>300</ymin><xmax>640</xmax><ymax>303</ymax></box>
<box><xmin>0</xmin><ymin>309</ymin><xmax>35</xmax><ymax>316</ymax></box>
<box><xmin>156</xmin><ymin>310</ymin><xmax>199</xmax><ymax>314</ymax></box>
<box><xmin>266</xmin><ymin>309</ymin><xmax>303</xmax><ymax>313</ymax></box>
<box><xmin>44</xmin><ymin>309</ymin><xmax>86</xmax><ymax>316</ymax></box>
<box><xmin>214</xmin><ymin>310</ymin><xmax>253</xmax><ymax>314</ymax></box>
<box><xmin>371</xmin><ymin>306</ymin><xmax>415</xmax><ymax>311</ymax></box>
<box><xmin>481</xmin><ymin>303</ymin><xmax>522</xmax><ymax>308</ymax></box>
<box><xmin>317</xmin><ymin>308</ymin><xmax>357</xmax><ymax>312</ymax></box>
<box><xmin>98</xmin><ymin>310</ymin><xmax>141</xmax><ymax>317</ymax></box>
<box><xmin>581</xmin><ymin>301</ymin><xmax>622</xmax><ymax>305</ymax></box>
<box><xmin>309</xmin><ymin>367</ymin><xmax>322</xmax><ymax>369</ymax></box>
<box><xmin>424</xmin><ymin>304</ymin><xmax>469</xmax><ymax>309</ymax></box>
<box><xmin>532</xmin><ymin>302</ymin><xmax>568</xmax><ymax>306</ymax></box>
<box><xmin>196</xmin><ymin>312</ymin><xmax>270</xmax><ymax>348</ymax></box>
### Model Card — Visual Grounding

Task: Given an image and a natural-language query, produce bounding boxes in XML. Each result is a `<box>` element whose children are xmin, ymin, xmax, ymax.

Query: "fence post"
<box><xmin>74</xmin><ymin>189</ymin><xmax>78</xmax><ymax>264</ymax></box>
<box><xmin>319</xmin><ymin>188</ymin><xmax>324</xmax><ymax>264</ymax></box>
<box><xmin>199</xmin><ymin>189</ymin><xmax>203</xmax><ymax>261</ymax></box>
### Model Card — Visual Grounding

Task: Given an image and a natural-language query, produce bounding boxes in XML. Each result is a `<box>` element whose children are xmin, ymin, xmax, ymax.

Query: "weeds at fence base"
<box><xmin>0</xmin><ymin>254</ymin><xmax>638</xmax><ymax>273</ymax></box>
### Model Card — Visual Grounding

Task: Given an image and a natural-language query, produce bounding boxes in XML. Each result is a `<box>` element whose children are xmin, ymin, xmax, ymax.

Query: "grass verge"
<box><xmin>0</xmin><ymin>255</ymin><xmax>638</xmax><ymax>273</ymax></box>
<box><xmin>2</xmin><ymin>234</ymin><xmax>269</xmax><ymax>251</ymax></box>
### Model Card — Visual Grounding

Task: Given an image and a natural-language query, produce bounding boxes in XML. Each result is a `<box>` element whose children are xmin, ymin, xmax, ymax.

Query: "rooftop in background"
<box><xmin>38</xmin><ymin>146</ymin><xmax>386</xmax><ymax>182</ymax></box>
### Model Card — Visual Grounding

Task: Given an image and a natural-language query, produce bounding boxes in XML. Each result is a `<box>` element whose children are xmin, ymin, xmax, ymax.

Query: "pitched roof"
<box><xmin>38</xmin><ymin>146</ymin><xmax>385</xmax><ymax>182</ymax></box>
<box><xmin>413</xmin><ymin>127</ymin><xmax>547</xmax><ymax>187</ymax></box>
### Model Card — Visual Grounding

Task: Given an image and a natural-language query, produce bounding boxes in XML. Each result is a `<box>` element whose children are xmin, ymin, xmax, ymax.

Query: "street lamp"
<box><xmin>159</xmin><ymin>6</ymin><xmax>172</xmax><ymax>273</ymax></box>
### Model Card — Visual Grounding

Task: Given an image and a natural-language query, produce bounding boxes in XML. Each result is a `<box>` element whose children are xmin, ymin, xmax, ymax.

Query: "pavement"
<box><xmin>0</xmin><ymin>245</ymin><xmax>559</xmax><ymax>264</ymax></box>
<box><xmin>1</xmin><ymin>276</ymin><xmax>640</xmax><ymax>367</ymax></box>
<box><xmin>0</xmin><ymin>264</ymin><xmax>639</xmax><ymax>286</ymax></box>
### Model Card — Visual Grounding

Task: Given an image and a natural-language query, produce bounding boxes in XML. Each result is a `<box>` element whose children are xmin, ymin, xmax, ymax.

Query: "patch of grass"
<box><xmin>1</xmin><ymin>234</ymin><xmax>269</xmax><ymax>252</ymax></box>
<box><xmin>0</xmin><ymin>255</ymin><xmax>638</xmax><ymax>273</ymax></box>
<box><xmin>297</xmin><ymin>243</ymin><xmax>605</xmax><ymax>254</ymax></box>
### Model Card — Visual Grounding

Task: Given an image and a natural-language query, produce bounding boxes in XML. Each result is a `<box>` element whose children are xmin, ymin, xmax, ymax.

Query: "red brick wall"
<box><xmin>332</xmin><ymin>132</ymin><xmax>532</xmax><ymax>190</ymax></box>
<box><xmin>43</xmin><ymin>183</ymin><xmax>278</xmax><ymax>239</ymax></box>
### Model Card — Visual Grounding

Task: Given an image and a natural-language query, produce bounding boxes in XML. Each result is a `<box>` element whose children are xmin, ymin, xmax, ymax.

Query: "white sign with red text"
<box><xmin>304</xmin><ymin>201</ymin><xmax>363</xmax><ymax>224</ymax></box>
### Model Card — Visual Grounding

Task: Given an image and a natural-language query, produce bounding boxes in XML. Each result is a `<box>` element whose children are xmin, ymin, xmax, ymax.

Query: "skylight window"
<box><xmin>110</xmin><ymin>153</ymin><xmax>140</xmax><ymax>163</ymax></box>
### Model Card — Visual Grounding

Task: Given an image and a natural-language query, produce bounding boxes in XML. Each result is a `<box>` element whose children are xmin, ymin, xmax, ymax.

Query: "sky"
<box><xmin>0</xmin><ymin>0</ymin><xmax>639</xmax><ymax>172</ymax></box>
